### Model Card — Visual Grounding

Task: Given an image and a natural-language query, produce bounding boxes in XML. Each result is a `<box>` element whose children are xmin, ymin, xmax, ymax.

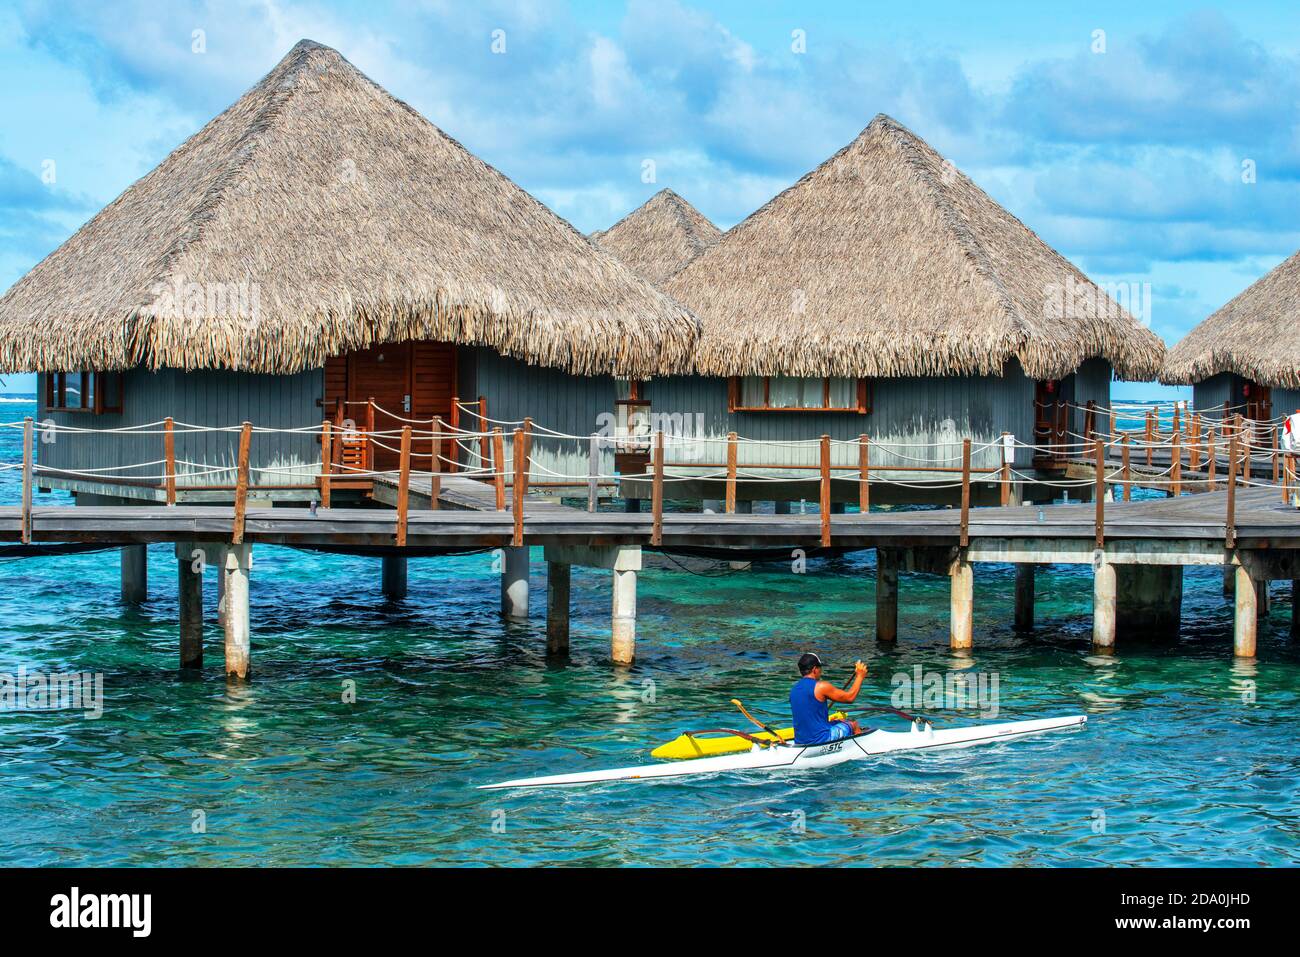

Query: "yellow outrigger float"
<box><xmin>652</xmin><ymin>701</ymin><xmax>849</xmax><ymax>759</ymax></box>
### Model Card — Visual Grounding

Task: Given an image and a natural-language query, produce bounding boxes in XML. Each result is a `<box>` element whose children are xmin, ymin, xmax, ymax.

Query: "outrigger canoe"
<box><xmin>480</xmin><ymin>713</ymin><xmax>1086</xmax><ymax>790</ymax></box>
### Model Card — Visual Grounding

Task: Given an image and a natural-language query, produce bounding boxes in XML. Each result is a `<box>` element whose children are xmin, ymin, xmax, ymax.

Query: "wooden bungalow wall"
<box><xmin>1194</xmin><ymin>372</ymin><xmax>1300</xmax><ymax>423</ymax></box>
<box><xmin>37</xmin><ymin>350</ymin><xmax>1113</xmax><ymax>500</ymax></box>
<box><xmin>37</xmin><ymin>368</ymin><xmax>323</xmax><ymax>498</ymax></box>
<box><xmin>467</xmin><ymin>349</ymin><xmax>1113</xmax><ymax>478</ymax></box>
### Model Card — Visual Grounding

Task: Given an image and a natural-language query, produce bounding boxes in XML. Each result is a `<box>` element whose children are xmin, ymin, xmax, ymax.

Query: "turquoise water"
<box><xmin>1</xmin><ymin>396</ymin><xmax>1298</xmax><ymax>866</ymax></box>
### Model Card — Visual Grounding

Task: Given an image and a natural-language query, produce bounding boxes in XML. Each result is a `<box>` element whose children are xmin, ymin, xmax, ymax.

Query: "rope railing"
<box><xmin>17</xmin><ymin>395</ymin><xmax>1300</xmax><ymax>549</ymax></box>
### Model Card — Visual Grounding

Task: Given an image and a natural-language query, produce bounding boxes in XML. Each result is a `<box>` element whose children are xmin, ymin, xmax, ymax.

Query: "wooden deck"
<box><xmin>3</xmin><ymin>487</ymin><xmax>1297</xmax><ymax>551</ymax></box>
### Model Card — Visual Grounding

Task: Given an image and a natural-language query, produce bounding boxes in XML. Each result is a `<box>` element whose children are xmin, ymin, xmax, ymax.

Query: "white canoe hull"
<box><xmin>480</xmin><ymin>715</ymin><xmax>1086</xmax><ymax>790</ymax></box>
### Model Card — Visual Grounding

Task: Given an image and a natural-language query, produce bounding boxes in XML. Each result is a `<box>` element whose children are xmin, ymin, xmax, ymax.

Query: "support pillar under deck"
<box><xmin>949</xmin><ymin>554</ymin><xmax>973</xmax><ymax>651</ymax></box>
<box><xmin>223</xmin><ymin>543</ymin><xmax>252</xmax><ymax>680</ymax></box>
<box><xmin>178</xmin><ymin>549</ymin><xmax>203</xmax><ymax>669</ymax></box>
<box><xmin>121</xmin><ymin>545</ymin><xmax>148</xmax><ymax>604</ymax></box>
<box><xmin>611</xmin><ymin>567</ymin><xmax>637</xmax><ymax>666</ymax></box>
<box><xmin>1115</xmin><ymin>564</ymin><xmax>1183</xmax><ymax>640</ymax></box>
<box><xmin>1234</xmin><ymin>563</ymin><xmax>1258</xmax><ymax>659</ymax></box>
<box><xmin>501</xmin><ymin>546</ymin><xmax>529</xmax><ymax>620</ymax></box>
<box><xmin>382</xmin><ymin>555</ymin><xmax>408</xmax><ymax>600</ymax></box>
<box><xmin>1092</xmin><ymin>557</ymin><xmax>1116</xmax><ymax>654</ymax></box>
<box><xmin>876</xmin><ymin>549</ymin><xmax>898</xmax><ymax>642</ymax></box>
<box><xmin>1014</xmin><ymin>564</ymin><xmax>1035</xmax><ymax>631</ymax></box>
<box><xmin>546</xmin><ymin>561</ymin><xmax>570</xmax><ymax>656</ymax></box>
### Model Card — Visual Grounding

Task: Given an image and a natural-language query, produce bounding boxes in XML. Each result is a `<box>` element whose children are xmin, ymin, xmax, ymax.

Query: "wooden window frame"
<box><xmin>43</xmin><ymin>371</ymin><xmax>124</xmax><ymax>414</ymax></box>
<box><xmin>728</xmin><ymin>376</ymin><xmax>871</xmax><ymax>414</ymax></box>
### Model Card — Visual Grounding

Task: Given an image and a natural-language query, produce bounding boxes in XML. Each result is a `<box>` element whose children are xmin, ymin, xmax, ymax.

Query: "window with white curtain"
<box><xmin>729</xmin><ymin>376</ymin><xmax>869</xmax><ymax>413</ymax></box>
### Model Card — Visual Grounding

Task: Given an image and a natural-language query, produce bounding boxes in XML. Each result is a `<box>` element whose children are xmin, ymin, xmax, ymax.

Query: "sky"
<box><xmin>4</xmin><ymin>1</ymin><xmax>1299</xmax><ymax>399</ymax></box>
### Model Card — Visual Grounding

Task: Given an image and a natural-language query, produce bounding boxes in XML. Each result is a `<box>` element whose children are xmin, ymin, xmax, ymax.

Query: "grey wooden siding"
<box><xmin>38</xmin><ymin>368</ymin><xmax>323</xmax><ymax>492</ymax></box>
<box><xmin>469</xmin><ymin>350</ymin><xmax>1100</xmax><ymax>480</ymax></box>
<box><xmin>1193</xmin><ymin>373</ymin><xmax>1234</xmax><ymax>418</ymax></box>
<box><xmin>1194</xmin><ymin>373</ymin><xmax>1296</xmax><ymax>422</ymax></box>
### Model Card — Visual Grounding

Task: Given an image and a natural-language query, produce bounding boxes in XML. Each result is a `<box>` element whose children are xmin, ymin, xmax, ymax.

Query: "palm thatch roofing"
<box><xmin>591</xmin><ymin>189</ymin><xmax>722</xmax><ymax>285</ymax></box>
<box><xmin>1163</xmin><ymin>250</ymin><xmax>1300</xmax><ymax>387</ymax></box>
<box><xmin>666</xmin><ymin>114</ymin><xmax>1165</xmax><ymax>381</ymax></box>
<box><xmin>0</xmin><ymin>40</ymin><xmax>698</xmax><ymax>377</ymax></box>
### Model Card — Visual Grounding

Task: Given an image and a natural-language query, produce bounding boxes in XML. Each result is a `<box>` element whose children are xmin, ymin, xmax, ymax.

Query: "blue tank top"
<box><xmin>790</xmin><ymin>677</ymin><xmax>832</xmax><ymax>745</ymax></box>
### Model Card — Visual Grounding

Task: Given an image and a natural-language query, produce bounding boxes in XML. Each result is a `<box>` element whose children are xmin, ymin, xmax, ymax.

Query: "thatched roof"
<box><xmin>0</xmin><ymin>40</ymin><xmax>698</xmax><ymax>377</ymax></box>
<box><xmin>1163</xmin><ymin>250</ymin><xmax>1300</xmax><ymax>387</ymax></box>
<box><xmin>591</xmin><ymin>189</ymin><xmax>721</xmax><ymax>285</ymax></box>
<box><xmin>666</xmin><ymin>115</ymin><xmax>1165</xmax><ymax>380</ymax></box>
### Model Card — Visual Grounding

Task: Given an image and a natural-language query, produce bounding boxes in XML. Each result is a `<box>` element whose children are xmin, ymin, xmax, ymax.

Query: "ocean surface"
<box><xmin>0</xmin><ymin>395</ymin><xmax>1297</xmax><ymax>866</ymax></box>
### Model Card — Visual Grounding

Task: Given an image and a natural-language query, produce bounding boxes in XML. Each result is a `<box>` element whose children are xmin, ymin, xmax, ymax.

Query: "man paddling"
<box><xmin>790</xmin><ymin>653</ymin><xmax>869</xmax><ymax>744</ymax></box>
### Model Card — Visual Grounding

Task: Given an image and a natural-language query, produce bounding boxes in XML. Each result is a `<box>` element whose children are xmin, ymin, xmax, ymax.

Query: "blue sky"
<box><xmin>4</xmin><ymin>1</ymin><xmax>1299</xmax><ymax>399</ymax></box>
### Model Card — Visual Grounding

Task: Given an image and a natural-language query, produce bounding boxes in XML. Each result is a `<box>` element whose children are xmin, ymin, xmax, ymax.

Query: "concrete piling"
<box><xmin>381</xmin><ymin>555</ymin><xmax>408</xmax><ymax>600</ymax></box>
<box><xmin>177</xmin><ymin>546</ymin><xmax>203</xmax><ymax>669</ymax></box>
<box><xmin>949</xmin><ymin>554</ymin><xmax>973</xmax><ymax>651</ymax></box>
<box><xmin>1014</xmin><ymin>564</ymin><xmax>1035</xmax><ymax>631</ymax></box>
<box><xmin>120</xmin><ymin>545</ymin><xmax>148</xmax><ymax>604</ymax></box>
<box><xmin>1092</xmin><ymin>557</ymin><xmax>1117</xmax><ymax>653</ymax></box>
<box><xmin>501</xmin><ymin>546</ymin><xmax>529</xmax><ymax>620</ymax></box>
<box><xmin>876</xmin><ymin>549</ymin><xmax>898</xmax><ymax>642</ymax></box>
<box><xmin>546</xmin><ymin>561</ymin><xmax>570</xmax><ymax>656</ymax></box>
<box><xmin>222</xmin><ymin>543</ymin><xmax>252</xmax><ymax>679</ymax></box>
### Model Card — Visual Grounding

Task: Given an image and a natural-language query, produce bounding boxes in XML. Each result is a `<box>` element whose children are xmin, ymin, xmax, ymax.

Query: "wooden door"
<box><xmin>1034</xmin><ymin>380</ymin><xmax>1068</xmax><ymax>465</ymax></box>
<box><xmin>347</xmin><ymin>343</ymin><xmax>413</xmax><ymax>473</ymax></box>
<box><xmin>1245</xmin><ymin>383</ymin><xmax>1272</xmax><ymax>423</ymax></box>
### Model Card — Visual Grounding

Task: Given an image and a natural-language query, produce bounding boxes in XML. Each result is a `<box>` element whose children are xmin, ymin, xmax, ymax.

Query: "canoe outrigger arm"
<box><xmin>680</xmin><ymin>728</ymin><xmax>784</xmax><ymax>749</ymax></box>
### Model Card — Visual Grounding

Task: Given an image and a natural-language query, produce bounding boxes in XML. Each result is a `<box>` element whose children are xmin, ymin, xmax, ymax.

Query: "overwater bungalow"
<box><xmin>603</xmin><ymin>116</ymin><xmax>1166</xmax><ymax>505</ymax></box>
<box><xmin>0</xmin><ymin>40</ymin><xmax>698</xmax><ymax>505</ymax></box>
<box><xmin>590</xmin><ymin>188</ymin><xmax>722</xmax><ymax>285</ymax></box>
<box><xmin>1163</xmin><ymin>250</ymin><xmax>1300</xmax><ymax>423</ymax></box>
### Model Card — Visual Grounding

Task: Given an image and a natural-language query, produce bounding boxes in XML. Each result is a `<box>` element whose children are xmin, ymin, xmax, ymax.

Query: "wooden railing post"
<box><xmin>1122</xmin><ymin>432</ymin><xmax>1131</xmax><ymax>501</ymax></box>
<box><xmin>1172</xmin><ymin>403</ymin><xmax>1181</xmax><ymax>438</ymax></box>
<box><xmin>320</xmin><ymin>420</ymin><xmax>332</xmax><ymax>509</ymax></box>
<box><xmin>431</xmin><ymin>417</ymin><xmax>443</xmax><ymax>508</ymax></box>
<box><xmin>448</xmin><ymin>396</ymin><xmax>460</xmax><ymax>473</ymax></box>
<box><xmin>858</xmin><ymin>434</ymin><xmax>870</xmax><ymax>513</ymax></box>
<box><xmin>1226</xmin><ymin>433</ymin><xmax>1239</xmax><ymax>548</ymax></box>
<box><xmin>21</xmin><ymin>416</ymin><xmax>32</xmax><ymax>544</ymax></box>
<box><xmin>1109</xmin><ymin>408</ymin><xmax>1117</xmax><ymax>440</ymax></box>
<box><xmin>512</xmin><ymin>428</ymin><xmax>525</xmax><ymax>547</ymax></box>
<box><xmin>365</xmin><ymin>398</ymin><xmax>376</xmax><ymax>473</ymax></box>
<box><xmin>164</xmin><ymin>416</ymin><xmax>177</xmax><ymax>505</ymax></box>
<box><xmin>999</xmin><ymin>431</ymin><xmax>1011</xmax><ymax>506</ymax></box>
<box><xmin>959</xmin><ymin>437</ymin><xmax>971</xmax><ymax>548</ymax></box>
<box><xmin>1190</xmin><ymin>413</ymin><xmax>1201</xmax><ymax>470</ymax></box>
<box><xmin>1094</xmin><ymin>439</ymin><xmax>1105</xmax><ymax>548</ymax></box>
<box><xmin>522</xmin><ymin>416</ymin><xmax>533</xmax><ymax>488</ymax></box>
<box><xmin>395</xmin><ymin>425</ymin><xmax>412</xmax><ymax>546</ymax></box>
<box><xmin>819</xmin><ymin>434</ymin><xmax>831</xmax><ymax>548</ymax></box>
<box><xmin>651</xmin><ymin>430</ymin><xmax>664</xmax><ymax>546</ymax></box>
<box><xmin>587</xmin><ymin>433</ymin><xmax>599</xmax><ymax>513</ymax></box>
<box><xmin>1272</xmin><ymin>426</ymin><xmax>1279</xmax><ymax>484</ymax></box>
<box><xmin>1207</xmin><ymin>426</ymin><xmax>1217</xmax><ymax>490</ymax></box>
<box><xmin>493</xmin><ymin>428</ymin><xmax>505</xmax><ymax>511</ymax></box>
<box><xmin>1145</xmin><ymin>410</ymin><xmax>1154</xmax><ymax>467</ymax></box>
<box><xmin>1171</xmin><ymin>430</ymin><xmax>1181</xmax><ymax>497</ymax></box>
<box><xmin>725</xmin><ymin>431</ymin><xmax>738</xmax><ymax>514</ymax></box>
<box><xmin>232</xmin><ymin>421</ymin><xmax>251</xmax><ymax>544</ymax></box>
<box><xmin>478</xmin><ymin>395</ymin><xmax>490</xmax><ymax>478</ymax></box>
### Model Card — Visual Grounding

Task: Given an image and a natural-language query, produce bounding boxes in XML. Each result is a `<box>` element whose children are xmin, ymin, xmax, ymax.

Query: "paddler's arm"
<box><xmin>816</xmin><ymin>661</ymin><xmax>868</xmax><ymax>704</ymax></box>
